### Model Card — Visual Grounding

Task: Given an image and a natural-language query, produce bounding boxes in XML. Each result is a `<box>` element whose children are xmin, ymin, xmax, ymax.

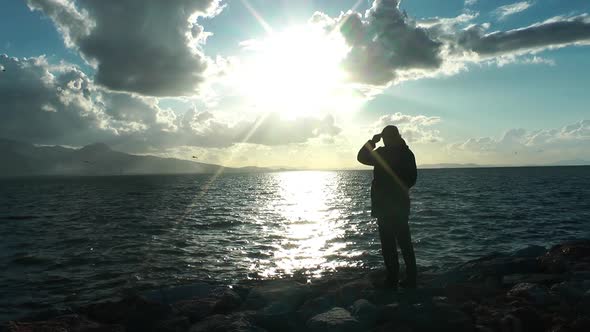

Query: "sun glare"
<box><xmin>234</xmin><ymin>25</ymin><xmax>358</xmax><ymax>118</ymax></box>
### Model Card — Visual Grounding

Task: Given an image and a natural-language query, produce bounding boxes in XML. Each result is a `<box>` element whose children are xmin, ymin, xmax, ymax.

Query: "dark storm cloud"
<box><xmin>0</xmin><ymin>55</ymin><xmax>342</xmax><ymax>150</ymax></box>
<box><xmin>337</xmin><ymin>0</ymin><xmax>443</xmax><ymax>85</ymax></box>
<box><xmin>459</xmin><ymin>14</ymin><xmax>590</xmax><ymax>56</ymax></box>
<box><xmin>0</xmin><ymin>54</ymin><xmax>111</xmax><ymax>144</ymax></box>
<box><xmin>26</xmin><ymin>0</ymin><xmax>223</xmax><ymax>97</ymax></box>
<box><xmin>320</xmin><ymin>0</ymin><xmax>590</xmax><ymax>87</ymax></box>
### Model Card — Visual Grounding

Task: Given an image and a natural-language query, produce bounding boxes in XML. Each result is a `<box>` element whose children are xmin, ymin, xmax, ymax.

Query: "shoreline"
<box><xmin>4</xmin><ymin>240</ymin><xmax>590</xmax><ymax>331</ymax></box>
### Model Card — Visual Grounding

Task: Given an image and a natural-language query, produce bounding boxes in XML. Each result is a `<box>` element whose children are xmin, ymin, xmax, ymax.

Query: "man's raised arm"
<box><xmin>357</xmin><ymin>135</ymin><xmax>381</xmax><ymax>166</ymax></box>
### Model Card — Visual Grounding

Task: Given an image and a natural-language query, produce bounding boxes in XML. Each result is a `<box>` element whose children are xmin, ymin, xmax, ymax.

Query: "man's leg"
<box><xmin>377</xmin><ymin>217</ymin><xmax>399</xmax><ymax>286</ymax></box>
<box><xmin>394</xmin><ymin>211</ymin><xmax>417</xmax><ymax>287</ymax></box>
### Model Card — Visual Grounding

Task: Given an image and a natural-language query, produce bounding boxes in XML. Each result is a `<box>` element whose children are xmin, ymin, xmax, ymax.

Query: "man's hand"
<box><xmin>371</xmin><ymin>134</ymin><xmax>382</xmax><ymax>144</ymax></box>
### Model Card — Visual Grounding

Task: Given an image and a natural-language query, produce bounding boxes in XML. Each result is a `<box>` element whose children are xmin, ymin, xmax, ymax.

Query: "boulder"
<box><xmin>213</xmin><ymin>289</ymin><xmax>243</xmax><ymax>313</ymax></box>
<box><xmin>154</xmin><ymin>315</ymin><xmax>191</xmax><ymax>332</ymax></box>
<box><xmin>142</xmin><ymin>282</ymin><xmax>214</xmax><ymax>305</ymax></box>
<box><xmin>252</xmin><ymin>301</ymin><xmax>301</xmax><ymax>332</ymax></box>
<box><xmin>307</xmin><ymin>307</ymin><xmax>361</xmax><ymax>332</ymax></box>
<box><xmin>189</xmin><ymin>314</ymin><xmax>265</xmax><ymax>332</ymax></box>
<box><xmin>350</xmin><ymin>299</ymin><xmax>378</xmax><ymax>328</ymax></box>
<box><xmin>297</xmin><ymin>296</ymin><xmax>335</xmax><ymax>322</ymax></box>
<box><xmin>329</xmin><ymin>278</ymin><xmax>374</xmax><ymax>307</ymax></box>
<box><xmin>507</xmin><ymin>283</ymin><xmax>550</xmax><ymax>305</ymax></box>
<box><xmin>5</xmin><ymin>314</ymin><xmax>124</xmax><ymax>332</ymax></box>
<box><xmin>502</xmin><ymin>273</ymin><xmax>564</xmax><ymax>286</ymax></box>
<box><xmin>242</xmin><ymin>280</ymin><xmax>310</xmax><ymax>311</ymax></box>
<box><xmin>550</xmin><ymin>281</ymin><xmax>586</xmax><ymax>304</ymax></box>
<box><xmin>174</xmin><ymin>297</ymin><xmax>218</xmax><ymax>322</ymax></box>
<box><xmin>81</xmin><ymin>295</ymin><xmax>171</xmax><ymax>331</ymax></box>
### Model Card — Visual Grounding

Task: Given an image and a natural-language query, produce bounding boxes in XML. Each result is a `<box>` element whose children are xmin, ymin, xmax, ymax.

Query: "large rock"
<box><xmin>350</xmin><ymin>299</ymin><xmax>378</xmax><ymax>328</ymax></box>
<box><xmin>507</xmin><ymin>283</ymin><xmax>550</xmax><ymax>305</ymax></box>
<box><xmin>174</xmin><ymin>297</ymin><xmax>218</xmax><ymax>322</ymax></box>
<box><xmin>501</xmin><ymin>307</ymin><xmax>544</xmax><ymax>332</ymax></box>
<box><xmin>189</xmin><ymin>314</ymin><xmax>265</xmax><ymax>332</ymax></box>
<box><xmin>5</xmin><ymin>314</ymin><xmax>124</xmax><ymax>332</ymax></box>
<box><xmin>297</xmin><ymin>296</ymin><xmax>336</xmax><ymax>322</ymax></box>
<box><xmin>81</xmin><ymin>295</ymin><xmax>171</xmax><ymax>332</ymax></box>
<box><xmin>213</xmin><ymin>289</ymin><xmax>243</xmax><ymax>313</ymax></box>
<box><xmin>307</xmin><ymin>307</ymin><xmax>361</xmax><ymax>332</ymax></box>
<box><xmin>252</xmin><ymin>301</ymin><xmax>301</xmax><ymax>332</ymax></box>
<box><xmin>538</xmin><ymin>240</ymin><xmax>590</xmax><ymax>273</ymax></box>
<box><xmin>550</xmin><ymin>281</ymin><xmax>587</xmax><ymax>304</ymax></box>
<box><xmin>502</xmin><ymin>273</ymin><xmax>564</xmax><ymax>286</ymax></box>
<box><xmin>143</xmin><ymin>282</ymin><xmax>214</xmax><ymax>305</ymax></box>
<box><xmin>242</xmin><ymin>280</ymin><xmax>310</xmax><ymax>311</ymax></box>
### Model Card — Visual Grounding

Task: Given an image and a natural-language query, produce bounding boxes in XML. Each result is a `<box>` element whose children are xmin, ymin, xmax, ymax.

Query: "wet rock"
<box><xmin>330</xmin><ymin>278</ymin><xmax>374</xmax><ymax>307</ymax></box>
<box><xmin>307</xmin><ymin>307</ymin><xmax>361</xmax><ymax>332</ymax></box>
<box><xmin>6</xmin><ymin>314</ymin><xmax>124</xmax><ymax>332</ymax></box>
<box><xmin>174</xmin><ymin>297</ymin><xmax>218</xmax><ymax>322</ymax></box>
<box><xmin>550</xmin><ymin>281</ymin><xmax>586</xmax><ymax>303</ymax></box>
<box><xmin>507</xmin><ymin>283</ymin><xmax>550</xmax><ymax>305</ymax></box>
<box><xmin>81</xmin><ymin>295</ymin><xmax>170</xmax><ymax>331</ymax></box>
<box><xmin>442</xmin><ymin>254</ymin><xmax>541</xmax><ymax>285</ymax></box>
<box><xmin>213</xmin><ymin>289</ymin><xmax>242</xmax><ymax>313</ymax></box>
<box><xmin>189</xmin><ymin>314</ymin><xmax>265</xmax><ymax>332</ymax></box>
<box><xmin>242</xmin><ymin>280</ymin><xmax>310</xmax><ymax>311</ymax></box>
<box><xmin>350</xmin><ymin>299</ymin><xmax>378</xmax><ymax>328</ymax></box>
<box><xmin>142</xmin><ymin>282</ymin><xmax>213</xmax><ymax>305</ymax></box>
<box><xmin>297</xmin><ymin>296</ymin><xmax>335</xmax><ymax>322</ymax></box>
<box><xmin>252</xmin><ymin>301</ymin><xmax>301</xmax><ymax>331</ymax></box>
<box><xmin>373</xmin><ymin>321</ymin><xmax>413</xmax><ymax>332</ymax></box>
<box><xmin>377</xmin><ymin>302</ymin><xmax>403</xmax><ymax>323</ymax></box>
<box><xmin>539</xmin><ymin>240</ymin><xmax>590</xmax><ymax>273</ymax></box>
<box><xmin>155</xmin><ymin>315</ymin><xmax>191</xmax><ymax>332</ymax></box>
<box><xmin>502</xmin><ymin>273</ymin><xmax>564</xmax><ymax>286</ymax></box>
<box><xmin>571</xmin><ymin>317</ymin><xmax>590</xmax><ymax>332</ymax></box>
<box><xmin>506</xmin><ymin>307</ymin><xmax>543</xmax><ymax>332</ymax></box>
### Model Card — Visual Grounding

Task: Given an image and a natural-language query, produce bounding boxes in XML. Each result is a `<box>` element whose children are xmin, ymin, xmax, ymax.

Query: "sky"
<box><xmin>0</xmin><ymin>0</ymin><xmax>589</xmax><ymax>169</ymax></box>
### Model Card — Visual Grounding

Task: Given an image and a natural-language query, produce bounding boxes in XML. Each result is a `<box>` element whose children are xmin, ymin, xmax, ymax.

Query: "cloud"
<box><xmin>465</xmin><ymin>0</ymin><xmax>478</xmax><ymax>6</ymax></box>
<box><xmin>459</xmin><ymin>14</ymin><xmax>590</xmax><ymax>57</ymax></box>
<box><xmin>494</xmin><ymin>2</ymin><xmax>534</xmax><ymax>20</ymax></box>
<box><xmin>316</xmin><ymin>0</ymin><xmax>590</xmax><ymax>88</ymax></box>
<box><xmin>336</xmin><ymin>0</ymin><xmax>443</xmax><ymax>85</ymax></box>
<box><xmin>372</xmin><ymin>113</ymin><xmax>442</xmax><ymax>143</ymax></box>
<box><xmin>0</xmin><ymin>54</ymin><xmax>341</xmax><ymax>151</ymax></box>
<box><xmin>26</xmin><ymin>0</ymin><xmax>224</xmax><ymax>97</ymax></box>
<box><xmin>449</xmin><ymin>120</ymin><xmax>590</xmax><ymax>153</ymax></box>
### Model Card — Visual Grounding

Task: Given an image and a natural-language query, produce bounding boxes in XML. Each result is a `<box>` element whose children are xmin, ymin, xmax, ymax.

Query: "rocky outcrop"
<box><xmin>3</xmin><ymin>240</ymin><xmax>590</xmax><ymax>332</ymax></box>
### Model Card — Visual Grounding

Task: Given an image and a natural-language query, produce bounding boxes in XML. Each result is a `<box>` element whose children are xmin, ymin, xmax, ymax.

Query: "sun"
<box><xmin>233</xmin><ymin>25</ymin><xmax>359</xmax><ymax>118</ymax></box>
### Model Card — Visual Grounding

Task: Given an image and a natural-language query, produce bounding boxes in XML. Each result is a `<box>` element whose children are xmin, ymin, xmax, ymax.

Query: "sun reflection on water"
<box><xmin>256</xmin><ymin>171</ymin><xmax>348</xmax><ymax>278</ymax></box>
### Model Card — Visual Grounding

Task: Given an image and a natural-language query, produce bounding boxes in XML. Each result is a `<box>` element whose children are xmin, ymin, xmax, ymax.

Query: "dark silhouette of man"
<box><xmin>357</xmin><ymin>125</ymin><xmax>417</xmax><ymax>288</ymax></box>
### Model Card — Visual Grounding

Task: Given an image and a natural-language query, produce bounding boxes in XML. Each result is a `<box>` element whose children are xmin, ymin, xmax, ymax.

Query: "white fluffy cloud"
<box><xmin>372</xmin><ymin>113</ymin><xmax>442</xmax><ymax>143</ymax></box>
<box><xmin>450</xmin><ymin>120</ymin><xmax>590</xmax><ymax>153</ymax></box>
<box><xmin>0</xmin><ymin>55</ymin><xmax>341</xmax><ymax>151</ymax></box>
<box><xmin>494</xmin><ymin>2</ymin><xmax>534</xmax><ymax>20</ymax></box>
<box><xmin>26</xmin><ymin>0</ymin><xmax>223</xmax><ymax>97</ymax></box>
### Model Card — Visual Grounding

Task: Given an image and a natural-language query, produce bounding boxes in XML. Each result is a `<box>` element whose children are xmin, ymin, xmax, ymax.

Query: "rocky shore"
<box><xmin>4</xmin><ymin>240</ymin><xmax>590</xmax><ymax>332</ymax></box>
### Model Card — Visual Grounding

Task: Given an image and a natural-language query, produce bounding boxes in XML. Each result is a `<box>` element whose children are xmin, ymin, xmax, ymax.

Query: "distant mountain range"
<box><xmin>0</xmin><ymin>139</ymin><xmax>269</xmax><ymax>176</ymax></box>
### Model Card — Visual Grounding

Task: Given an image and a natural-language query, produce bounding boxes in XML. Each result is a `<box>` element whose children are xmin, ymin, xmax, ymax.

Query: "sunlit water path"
<box><xmin>1</xmin><ymin>167</ymin><xmax>589</xmax><ymax>320</ymax></box>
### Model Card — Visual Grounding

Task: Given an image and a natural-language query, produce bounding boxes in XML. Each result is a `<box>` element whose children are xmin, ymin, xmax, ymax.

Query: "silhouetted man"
<box><xmin>357</xmin><ymin>125</ymin><xmax>417</xmax><ymax>289</ymax></box>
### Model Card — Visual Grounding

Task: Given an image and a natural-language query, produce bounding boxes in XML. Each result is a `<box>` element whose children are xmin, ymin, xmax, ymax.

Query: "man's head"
<box><xmin>381</xmin><ymin>125</ymin><xmax>402</xmax><ymax>146</ymax></box>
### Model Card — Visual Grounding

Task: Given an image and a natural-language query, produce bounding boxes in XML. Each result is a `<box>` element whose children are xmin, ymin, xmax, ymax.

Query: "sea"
<box><xmin>1</xmin><ymin>167</ymin><xmax>589</xmax><ymax>321</ymax></box>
